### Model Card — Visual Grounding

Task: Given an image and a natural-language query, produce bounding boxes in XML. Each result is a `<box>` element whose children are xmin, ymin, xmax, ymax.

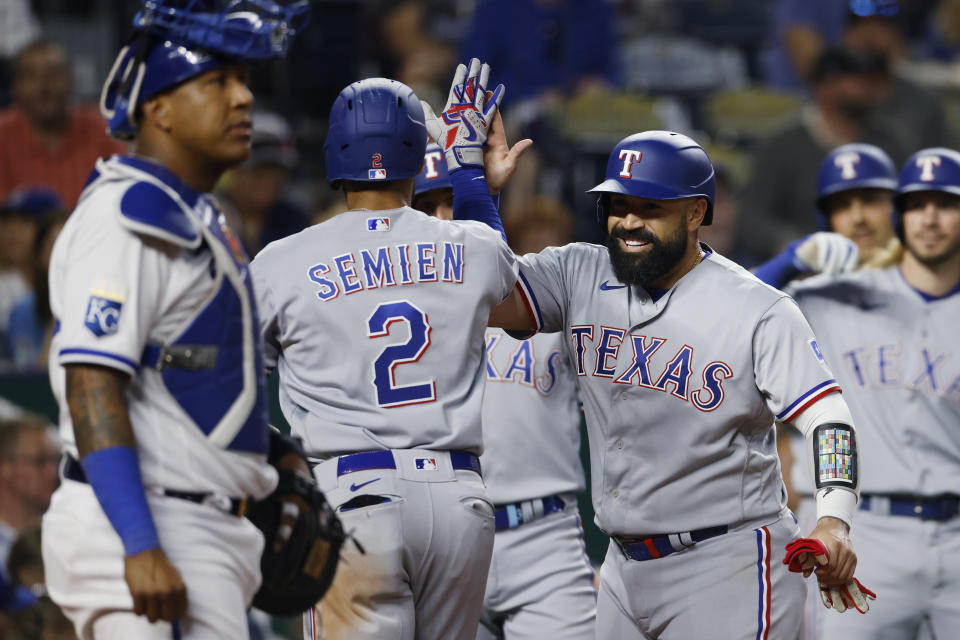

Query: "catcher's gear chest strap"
<box><xmin>335</xmin><ymin>449</ymin><xmax>481</xmax><ymax>476</ymax></box>
<box><xmin>494</xmin><ymin>494</ymin><xmax>566</xmax><ymax>531</ymax></box>
<box><xmin>860</xmin><ymin>494</ymin><xmax>960</xmax><ymax>521</ymax></box>
<box><xmin>614</xmin><ymin>524</ymin><xmax>728</xmax><ymax>561</ymax></box>
<box><xmin>63</xmin><ymin>455</ymin><xmax>248</xmax><ymax>517</ymax></box>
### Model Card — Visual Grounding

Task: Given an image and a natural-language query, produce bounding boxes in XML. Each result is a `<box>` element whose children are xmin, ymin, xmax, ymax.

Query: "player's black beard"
<box><xmin>606</xmin><ymin>224</ymin><xmax>688</xmax><ymax>287</ymax></box>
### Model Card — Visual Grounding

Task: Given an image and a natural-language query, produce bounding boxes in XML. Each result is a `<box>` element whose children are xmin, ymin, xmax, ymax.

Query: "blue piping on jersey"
<box><xmin>59</xmin><ymin>348</ymin><xmax>139</xmax><ymax>372</ymax></box>
<box><xmin>776</xmin><ymin>379</ymin><xmax>838</xmax><ymax>421</ymax></box>
<box><xmin>517</xmin><ymin>270</ymin><xmax>544</xmax><ymax>330</ymax></box>
<box><xmin>898</xmin><ymin>267</ymin><xmax>960</xmax><ymax>302</ymax></box>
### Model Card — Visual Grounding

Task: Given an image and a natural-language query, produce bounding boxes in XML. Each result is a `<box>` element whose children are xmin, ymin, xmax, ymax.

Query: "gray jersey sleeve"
<box><xmin>251</xmin><ymin>262</ymin><xmax>280</xmax><ymax>375</ymax></box>
<box><xmin>753</xmin><ymin>296</ymin><xmax>842</xmax><ymax>424</ymax></box>
<box><xmin>516</xmin><ymin>245</ymin><xmax>571</xmax><ymax>333</ymax></box>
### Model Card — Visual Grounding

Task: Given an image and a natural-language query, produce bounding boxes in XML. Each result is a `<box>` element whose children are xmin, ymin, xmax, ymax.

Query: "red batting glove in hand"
<box><xmin>820</xmin><ymin>577</ymin><xmax>877</xmax><ymax>614</ymax></box>
<box><xmin>783</xmin><ymin>537</ymin><xmax>829</xmax><ymax>577</ymax></box>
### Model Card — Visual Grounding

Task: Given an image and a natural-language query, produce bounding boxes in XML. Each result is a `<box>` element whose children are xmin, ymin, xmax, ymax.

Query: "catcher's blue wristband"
<box><xmin>450</xmin><ymin>168</ymin><xmax>506</xmax><ymax>241</ymax></box>
<box><xmin>82</xmin><ymin>446</ymin><xmax>161</xmax><ymax>556</ymax></box>
<box><xmin>753</xmin><ymin>239</ymin><xmax>806</xmax><ymax>289</ymax></box>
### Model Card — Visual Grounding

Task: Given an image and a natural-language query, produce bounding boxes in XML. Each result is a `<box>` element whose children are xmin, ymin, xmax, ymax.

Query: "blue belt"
<box><xmin>860</xmin><ymin>494</ymin><xmax>959</xmax><ymax>522</ymax></box>
<box><xmin>335</xmin><ymin>450</ymin><xmax>482</xmax><ymax>477</ymax></box>
<box><xmin>614</xmin><ymin>525</ymin><xmax>729</xmax><ymax>561</ymax></box>
<box><xmin>494</xmin><ymin>495</ymin><xmax>566</xmax><ymax>531</ymax></box>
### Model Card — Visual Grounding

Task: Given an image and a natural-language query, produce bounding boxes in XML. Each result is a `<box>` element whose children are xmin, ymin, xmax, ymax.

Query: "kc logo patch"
<box><xmin>84</xmin><ymin>293</ymin><xmax>124</xmax><ymax>337</ymax></box>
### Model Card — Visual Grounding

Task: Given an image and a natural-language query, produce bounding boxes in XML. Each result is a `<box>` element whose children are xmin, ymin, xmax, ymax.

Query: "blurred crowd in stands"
<box><xmin>3</xmin><ymin>0</ymin><xmax>960</xmax><ymax>635</ymax></box>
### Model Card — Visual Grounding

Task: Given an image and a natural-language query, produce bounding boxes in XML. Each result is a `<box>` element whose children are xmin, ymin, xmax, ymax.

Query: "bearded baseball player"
<box><xmin>787</xmin><ymin>147</ymin><xmax>960</xmax><ymax>639</ymax></box>
<box><xmin>436</xmin><ymin>124</ymin><xmax>877</xmax><ymax>638</ymax></box>
<box><xmin>249</xmin><ymin>62</ymin><xmax>521</xmax><ymax>639</ymax></box>
<box><xmin>413</xmin><ymin>147</ymin><xmax>597</xmax><ymax>639</ymax></box>
<box><xmin>40</xmin><ymin>2</ymin><xmax>313</xmax><ymax>639</ymax></box>
<box><xmin>755</xmin><ymin>143</ymin><xmax>900</xmax><ymax>640</ymax></box>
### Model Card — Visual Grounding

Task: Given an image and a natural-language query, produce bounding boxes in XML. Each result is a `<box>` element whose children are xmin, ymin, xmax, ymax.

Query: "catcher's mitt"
<box><xmin>246</xmin><ymin>468</ymin><xmax>345</xmax><ymax>617</ymax></box>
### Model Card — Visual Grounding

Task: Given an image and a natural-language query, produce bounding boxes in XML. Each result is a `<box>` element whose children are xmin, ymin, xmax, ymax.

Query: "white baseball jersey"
<box><xmin>480</xmin><ymin>329</ymin><xmax>584</xmax><ymax>504</ymax></box>
<box><xmin>250</xmin><ymin>207</ymin><xmax>518</xmax><ymax>457</ymax></box>
<box><xmin>514</xmin><ymin>244</ymin><xmax>840</xmax><ymax>536</ymax></box>
<box><xmin>787</xmin><ymin>268</ymin><xmax>960</xmax><ymax>495</ymax></box>
<box><xmin>48</xmin><ymin>155</ymin><xmax>276</xmax><ymax>500</ymax></box>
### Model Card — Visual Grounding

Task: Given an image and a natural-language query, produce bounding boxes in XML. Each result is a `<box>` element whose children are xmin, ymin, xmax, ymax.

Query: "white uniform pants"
<box><xmin>42</xmin><ymin>479</ymin><xmax>263</xmax><ymax>640</ymax></box>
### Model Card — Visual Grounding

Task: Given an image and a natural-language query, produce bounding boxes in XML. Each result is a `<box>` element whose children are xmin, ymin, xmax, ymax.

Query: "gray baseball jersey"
<box><xmin>480</xmin><ymin>329</ymin><xmax>584</xmax><ymax>504</ymax></box>
<box><xmin>250</xmin><ymin>207</ymin><xmax>517</xmax><ymax>457</ymax></box>
<box><xmin>787</xmin><ymin>268</ymin><xmax>960</xmax><ymax>495</ymax></box>
<box><xmin>514</xmin><ymin>244</ymin><xmax>840</xmax><ymax>536</ymax></box>
<box><xmin>787</xmin><ymin>267</ymin><xmax>960</xmax><ymax>640</ymax></box>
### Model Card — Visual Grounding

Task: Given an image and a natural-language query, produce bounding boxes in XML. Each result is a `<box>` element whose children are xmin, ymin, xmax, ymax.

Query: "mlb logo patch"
<box><xmin>415</xmin><ymin>457</ymin><xmax>438</xmax><ymax>471</ymax></box>
<box><xmin>84</xmin><ymin>294</ymin><xmax>124</xmax><ymax>337</ymax></box>
<box><xmin>367</xmin><ymin>217</ymin><xmax>391</xmax><ymax>232</ymax></box>
<box><xmin>368</xmin><ymin>169</ymin><xmax>387</xmax><ymax>180</ymax></box>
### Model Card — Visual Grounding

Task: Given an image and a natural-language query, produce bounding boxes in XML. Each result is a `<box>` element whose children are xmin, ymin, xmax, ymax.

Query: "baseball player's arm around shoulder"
<box><xmin>66</xmin><ymin>365</ymin><xmax>187</xmax><ymax>623</ymax></box>
<box><xmin>489</xmin><ymin>285</ymin><xmax>535</xmax><ymax>334</ymax></box>
<box><xmin>788</xmin><ymin>391</ymin><xmax>860</xmax><ymax>585</ymax></box>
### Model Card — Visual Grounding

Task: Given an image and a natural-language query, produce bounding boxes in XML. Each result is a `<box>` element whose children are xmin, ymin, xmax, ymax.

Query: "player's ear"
<box><xmin>686</xmin><ymin>197</ymin><xmax>707</xmax><ymax>230</ymax></box>
<box><xmin>140</xmin><ymin>96</ymin><xmax>173</xmax><ymax>133</ymax></box>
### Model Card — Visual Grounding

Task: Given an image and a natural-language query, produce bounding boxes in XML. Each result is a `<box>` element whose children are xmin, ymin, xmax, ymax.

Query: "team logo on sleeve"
<box><xmin>809</xmin><ymin>339</ymin><xmax>824</xmax><ymax>362</ymax></box>
<box><xmin>84</xmin><ymin>292</ymin><xmax>124</xmax><ymax>337</ymax></box>
<box><xmin>367</xmin><ymin>217</ymin><xmax>391</xmax><ymax>232</ymax></box>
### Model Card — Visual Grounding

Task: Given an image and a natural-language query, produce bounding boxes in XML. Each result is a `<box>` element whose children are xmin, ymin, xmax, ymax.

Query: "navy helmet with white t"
<box><xmin>814</xmin><ymin>143</ymin><xmax>896</xmax><ymax>230</ymax></box>
<box><xmin>587</xmin><ymin>131</ymin><xmax>716</xmax><ymax>226</ymax></box>
<box><xmin>323</xmin><ymin>78</ymin><xmax>427</xmax><ymax>188</ymax></box>
<box><xmin>100</xmin><ymin>0</ymin><xmax>309</xmax><ymax>140</ymax></box>
<box><xmin>414</xmin><ymin>143</ymin><xmax>452</xmax><ymax>196</ymax></box>
<box><xmin>892</xmin><ymin>147</ymin><xmax>960</xmax><ymax>239</ymax></box>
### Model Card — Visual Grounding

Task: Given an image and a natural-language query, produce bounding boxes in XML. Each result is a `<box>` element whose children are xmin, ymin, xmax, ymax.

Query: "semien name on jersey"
<box><xmin>307</xmin><ymin>241</ymin><xmax>465</xmax><ymax>301</ymax></box>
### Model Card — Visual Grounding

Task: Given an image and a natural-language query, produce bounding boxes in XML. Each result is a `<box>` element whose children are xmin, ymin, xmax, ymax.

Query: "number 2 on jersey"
<box><xmin>367</xmin><ymin>300</ymin><xmax>437</xmax><ymax>408</ymax></box>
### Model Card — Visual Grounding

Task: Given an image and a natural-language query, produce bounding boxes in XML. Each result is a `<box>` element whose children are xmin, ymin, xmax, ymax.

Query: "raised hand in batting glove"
<box><xmin>422</xmin><ymin>57</ymin><xmax>504</xmax><ymax>172</ymax></box>
<box><xmin>792</xmin><ymin>232</ymin><xmax>859</xmax><ymax>275</ymax></box>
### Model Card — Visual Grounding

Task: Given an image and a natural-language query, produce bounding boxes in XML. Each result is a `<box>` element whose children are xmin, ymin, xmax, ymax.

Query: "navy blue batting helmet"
<box><xmin>587</xmin><ymin>131</ymin><xmax>716</xmax><ymax>225</ymax></box>
<box><xmin>815</xmin><ymin>143</ymin><xmax>896</xmax><ymax>230</ymax></box>
<box><xmin>414</xmin><ymin>143</ymin><xmax>452</xmax><ymax>196</ymax></box>
<box><xmin>324</xmin><ymin>78</ymin><xmax>427</xmax><ymax>188</ymax></box>
<box><xmin>892</xmin><ymin>147</ymin><xmax>960</xmax><ymax>239</ymax></box>
<box><xmin>100</xmin><ymin>0</ymin><xmax>308</xmax><ymax>140</ymax></box>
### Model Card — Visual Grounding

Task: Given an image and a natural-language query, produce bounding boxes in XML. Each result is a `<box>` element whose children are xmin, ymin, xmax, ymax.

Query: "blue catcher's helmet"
<box><xmin>323</xmin><ymin>78</ymin><xmax>427</xmax><ymax>188</ymax></box>
<box><xmin>814</xmin><ymin>143</ymin><xmax>896</xmax><ymax>230</ymax></box>
<box><xmin>588</xmin><ymin>131</ymin><xmax>716</xmax><ymax>225</ymax></box>
<box><xmin>892</xmin><ymin>147</ymin><xmax>960</xmax><ymax>239</ymax></box>
<box><xmin>100</xmin><ymin>0</ymin><xmax>309</xmax><ymax>140</ymax></box>
<box><xmin>414</xmin><ymin>143</ymin><xmax>452</xmax><ymax>196</ymax></box>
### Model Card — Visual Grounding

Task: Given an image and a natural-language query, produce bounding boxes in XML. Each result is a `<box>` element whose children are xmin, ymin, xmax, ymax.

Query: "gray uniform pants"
<box><xmin>820</xmin><ymin>509</ymin><xmax>960</xmax><ymax>640</ymax></box>
<box><xmin>306</xmin><ymin>450</ymin><xmax>496</xmax><ymax>640</ymax></box>
<box><xmin>477</xmin><ymin>498</ymin><xmax>597</xmax><ymax>639</ymax></box>
<box><xmin>595</xmin><ymin>509</ymin><xmax>804</xmax><ymax>640</ymax></box>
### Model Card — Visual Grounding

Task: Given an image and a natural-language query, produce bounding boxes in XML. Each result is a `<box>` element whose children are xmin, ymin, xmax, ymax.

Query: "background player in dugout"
<box><xmin>413</xmin><ymin>144</ymin><xmax>598</xmax><ymax>639</ymax></box>
<box><xmin>786</xmin><ymin>147</ymin><xmax>960</xmax><ymax>640</ymax></box>
<box><xmin>421</xmin><ymin>64</ymin><xmax>876</xmax><ymax>636</ymax></box>
<box><xmin>40</xmin><ymin>2</ymin><xmax>314</xmax><ymax>638</ymax></box>
<box><xmin>250</xmin><ymin>67</ymin><xmax>527</xmax><ymax>639</ymax></box>
<box><xmin>754</xmin><ymin>143</ymin><xmax>903</xmax><ymax>640</ymax></box>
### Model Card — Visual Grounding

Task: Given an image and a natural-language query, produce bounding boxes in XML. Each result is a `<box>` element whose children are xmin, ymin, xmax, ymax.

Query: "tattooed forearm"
<box><xmin>65</xmin><ymin>365</ymin><xmax>135</xmax><ymax>457</ymax></box>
